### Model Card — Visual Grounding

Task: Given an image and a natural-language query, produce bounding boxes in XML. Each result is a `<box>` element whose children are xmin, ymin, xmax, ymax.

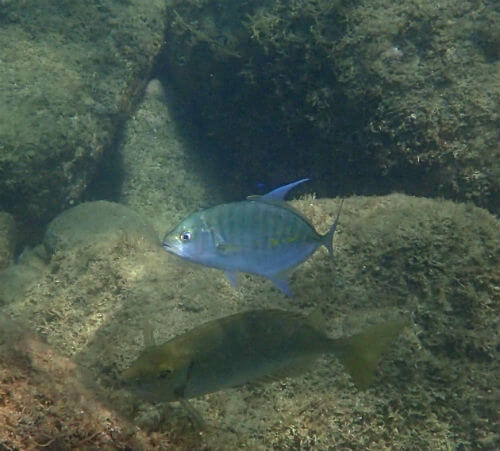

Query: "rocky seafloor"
<box><xmin>0</xmin><ymin>188</ymin><xmax>498</xmax><ymax>449</ymax></box>
<box><xmin>0</xmin><ymin>1</ymin><xmax>499</xmax><ymax>449</ymax></box>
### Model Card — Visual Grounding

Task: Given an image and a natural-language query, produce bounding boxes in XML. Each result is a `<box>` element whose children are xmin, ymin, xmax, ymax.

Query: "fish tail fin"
<box><xmin>329</xmin><ymin>319</ymin><xmax>407</xmax><ymax>389</ymax></box>
<box><xmin>323</xmin><ymin>198</ymin><xmax>344</xmax><ymax>256</ymax></box>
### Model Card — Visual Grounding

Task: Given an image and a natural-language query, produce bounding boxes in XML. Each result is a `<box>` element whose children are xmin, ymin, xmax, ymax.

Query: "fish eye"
<box><xmin>179</xmin><ymin>231</ymin><xmax>192</xmax><ymax>241</ymax></box>
<box><xmin>159</xmin><ymin>369</ymin><xmax>172</xmax><ymax>379</ymax></box>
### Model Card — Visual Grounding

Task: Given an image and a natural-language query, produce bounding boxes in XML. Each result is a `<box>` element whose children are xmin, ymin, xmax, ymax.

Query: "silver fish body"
<box><xmin>162</xmin><ymin>179</ymin><xmax>342</xmax><ymax>296</ymax></box>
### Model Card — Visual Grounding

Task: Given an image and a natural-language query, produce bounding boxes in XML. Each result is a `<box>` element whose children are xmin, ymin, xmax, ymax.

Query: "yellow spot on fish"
<box><xmin>268</xmin><ymin>235</ymin><xmax>300</xmax><ymax>247</ymax></box>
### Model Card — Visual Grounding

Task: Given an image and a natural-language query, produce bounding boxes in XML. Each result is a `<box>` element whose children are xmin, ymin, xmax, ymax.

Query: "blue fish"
<box><xmin>162</xmin><ymin>179</ymin><xmax>343</xmax><ymax>296</ymax></box>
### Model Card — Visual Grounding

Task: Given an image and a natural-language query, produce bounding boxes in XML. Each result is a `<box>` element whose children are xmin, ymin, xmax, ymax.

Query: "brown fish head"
<box><xmin>122</xmin><ymin>343</ymin><xmax>191</xmax><ymax>402</ymax></box>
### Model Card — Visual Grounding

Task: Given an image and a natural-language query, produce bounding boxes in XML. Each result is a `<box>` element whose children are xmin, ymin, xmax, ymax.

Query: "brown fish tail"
<box><xmin>329</xmin><ymin>319</ymin><xmax>407</xmax><ymax>389</ymax></box>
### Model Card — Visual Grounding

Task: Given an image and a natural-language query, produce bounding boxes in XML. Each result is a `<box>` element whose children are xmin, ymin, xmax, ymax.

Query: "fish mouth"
<box><xmin>162</xmin><ymin>242</ymin><xmax>171</xmax><ymax>251</ymax></box>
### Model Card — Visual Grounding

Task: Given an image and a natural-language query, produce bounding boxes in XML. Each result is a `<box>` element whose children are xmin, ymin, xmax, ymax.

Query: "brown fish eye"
<box><xmin>159</xmin><ymin>369</ymin><xmax>172</xmax><ymax>379</ymax></box>
<box><xmin>180</xmin><ymin>231</ymin><xmax>192</xmax><ymax>241</ymax></box>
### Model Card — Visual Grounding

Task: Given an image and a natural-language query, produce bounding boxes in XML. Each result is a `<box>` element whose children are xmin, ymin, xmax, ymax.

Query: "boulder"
<box><xmin>0</xmin><ymin>0</ymin><xmax>167</xmax><ymax>229</ymax></box>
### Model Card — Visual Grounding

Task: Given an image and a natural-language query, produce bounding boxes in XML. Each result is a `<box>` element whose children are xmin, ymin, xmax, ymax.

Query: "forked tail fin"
<box><xmin>330</xmin><ymin>319</ymin><xmax>407</xmax><ymax>389</ymax></box>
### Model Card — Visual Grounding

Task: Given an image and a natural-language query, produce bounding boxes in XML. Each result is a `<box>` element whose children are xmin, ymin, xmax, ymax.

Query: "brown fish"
<box><xmin>122</xmin><ymin>309</ymin><xmax>406</xmax><ymax>403</ymax></box>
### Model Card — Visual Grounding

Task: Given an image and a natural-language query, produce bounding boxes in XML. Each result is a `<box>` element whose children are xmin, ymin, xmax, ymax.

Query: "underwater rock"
<box><xmin>0</xmin><ymin>320</ymin><xmax>146</xmax><ymax>449</ymax></box>
<box><xmin>0</xmin><ymin>0</ymin><xmax>167</xmax><ymax>229</ymax></box>
<box><xmin>44</xmin><ymin>200</ymin><xmax>158</xmax><ymax>253</ymax></box>
<box><xmin>0</xmin><ymin>212</ymin><xmax>16</xmax><ymax>269</ymax></box>
<box><xmin>163</xmin><ymin>0</ymin><xmax>499</xmax><ymax>213</ymax></box>
<box><xmin>1</xmin><ymin>194</ymin><xmax>497</xmax><ymax>449</ymax></box>
<box><xmin>119</xmin><ymin>78</ymin><xmax>222</xmax><ymax>234</ymax></box>
<box><xmin>0</xmin><ymin>262</ymin><xmax>44</xmax><ymax>307</ymax></box>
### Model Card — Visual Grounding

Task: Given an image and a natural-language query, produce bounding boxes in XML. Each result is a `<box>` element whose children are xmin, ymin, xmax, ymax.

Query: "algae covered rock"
<box><xmin>162</xmin><ymin>0</ymin><xmax>500</xmax><ymax>213</ymax></box>
<box><xmin>0</xmin><ymin>213</ymin><xmax>51</xmax><ymax>306</ymax></box>
<box><xmin>0</xmin><ymin>0</ymin><xmax>167</xmax><ymax>229</ymax></box>
<box><xmin>119</xmin><ymin>79</ymin><xmax>223</xmax><ymax>234</ymax></box>
<box><xmin>1</xmin><ymin>193</ymin><xmax>498</xmax><ymax>449</ymax></box>
<box><xmin>44</xmin><ymin>200</ymin><xmax>159</xmax><ymax>253</ymax></box>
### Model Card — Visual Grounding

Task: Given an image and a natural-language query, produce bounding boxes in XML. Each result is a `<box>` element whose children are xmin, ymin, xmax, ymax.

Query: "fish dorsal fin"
<box><xmin>248</xmin><ymin>178</ymin><xmax>310</xmax><ymax>202</ymax></box>
<box><xmin>307</xmin><ymin>308</ymin><xmax>326</xmax><ymax>333</ymax></box>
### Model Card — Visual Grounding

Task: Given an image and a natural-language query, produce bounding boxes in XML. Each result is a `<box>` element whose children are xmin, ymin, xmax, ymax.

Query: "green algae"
<box><xmin>0</xmin><ymin>0</ymin><xmax>167</xmax><ymax>232</ymax></box>
<box><xmin>0</xmin><ymin>194</ymin><xmax>497</xmax><ymax>449</ymax></box>
<box><xmin>161</xmin><ymin>0</ymin><xmax>500</xmax><ymax>213</ymax></box>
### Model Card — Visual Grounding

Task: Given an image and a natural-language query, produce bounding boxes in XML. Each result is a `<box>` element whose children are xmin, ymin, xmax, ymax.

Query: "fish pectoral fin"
<box><xmin>211</xmin><ymin>229</ymin><xmax>243</xmax><ymax>255</ymax></box>
<box><xmin>225</xmin><ymin>270</ymin><xmax>240</xmax><ymax>288</ymax></box>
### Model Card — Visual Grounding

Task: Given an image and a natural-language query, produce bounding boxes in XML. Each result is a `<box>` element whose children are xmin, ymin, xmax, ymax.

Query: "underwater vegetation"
<box><xmin>0</xmin><ymin>195</ymin><xmax>498</xmax><ymax>449</ymax></box>
<box><xmin>0</xmin><ymin>1</ymin><xmax>498</xmax><ymax>449</ymax></box>
<box><xmin>162</xmin><ymin>0</ymin><xmax>500</xmax><ymax>213</ymax></box>
<box><xmin>0</xmin><ymin>0</ymin><xmax>167</xmax><ymax>232</ymax></box>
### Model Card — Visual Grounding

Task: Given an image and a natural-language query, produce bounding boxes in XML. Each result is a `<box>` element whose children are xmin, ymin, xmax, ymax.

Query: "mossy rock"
<box><xmin>44</xmin><ymin>200</ymin><xmax>158</xmax><ymax>253</ymax></box>
<box><xmin>2</xmin><ymin>193</ymin><xmax>498</xmax><ymax>449</ymax></box>
<box><xmin>162</xmin><ymin>0</ymin><xmax>499</xmax><ymax>213</ymax></box>
<box><xmin>0</xmin><ymin>0</ymin><xmax>167</xmax><ymax>232</ymax></box>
